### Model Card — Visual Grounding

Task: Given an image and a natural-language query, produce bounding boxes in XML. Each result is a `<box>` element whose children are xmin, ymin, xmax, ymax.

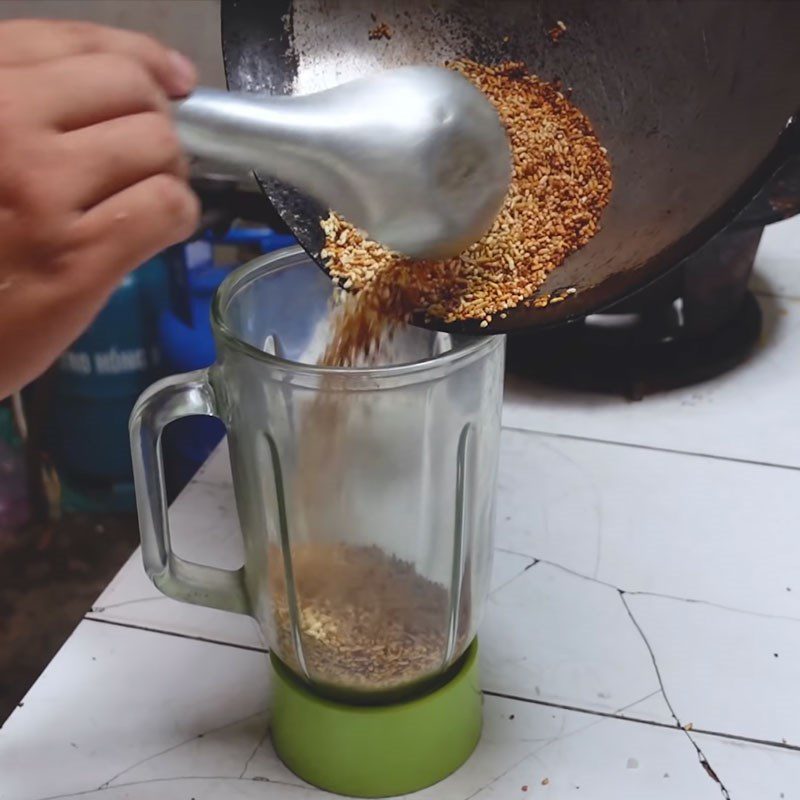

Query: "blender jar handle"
<box><xmin>129</xmin><ymin>369</ymin><xmax>250</xmax><ymax>615</ymax></box>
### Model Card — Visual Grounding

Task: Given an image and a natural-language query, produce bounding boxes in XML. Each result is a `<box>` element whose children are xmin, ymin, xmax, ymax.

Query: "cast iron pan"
<box><xmin>221</xmin><ymin>0</ymin><xmax>800</xmax><ymax>334</ymax></box>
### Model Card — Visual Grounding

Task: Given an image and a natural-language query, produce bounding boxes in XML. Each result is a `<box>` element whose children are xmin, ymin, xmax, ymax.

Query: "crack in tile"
<box><xmin>239</xmin><ymin>727</ymin><xmax>269</xmax><ymax>779</ymax></box>
<box><xmin>490</xmin><ymin>558</ymin><xmax>539</xmax><ymax>597</ymax></box>
<box><xmin>620</xmin><ymin>594</ymin><xmax>731</xmax><ymax>799</ymax></box>
<box><xmin>463</xmin><ymin>750</ymin><xmax>538</xmax><ymax>800</ymax></box>
<box><xmin>495</xmin><ymin>547</ymin><xmax>800</xmax><ymax>624</ymax></box>
<box><xmin>592</xmin><ymin>518</ymin><xmax>604</xmax><ymax>580</ymax></box>
<box><xmin>96</xmin><ymin>710</ymin><xmax>267</xmax><ymax>790</ymax></box>
<box><xmin>192</xmin><ymin>477</ymin><xmax>229</xmax><ymax>489</ymax></box>
<box><xmin>490</xmin><ymin>549</ymin><xmax>740</xmax><ymax>795</ymax></box>
<box><xmin>31</xmin><ymin>774</ymin><xmax>304</xmax><ymax>800</ymax></box>
<box><xmin>465</xmin><ymin>689</ymin><xmax>667</xmax><ymax>799</ymax></box>
<box><xmin>527</xmin><ymin>437</ymin><xmax>605</xmax><ymax>579</ymax></box>
<box><xmin>623</xmin><ymin>592</ymin><xmax>800</xmax><ymax>625</ymax></box>
<box><xmin>526</xmin><ymin>689</ymin><xmax>662</xmax><ymax>753</ymax></box>
<box><xmin>90</xmin><ymin>597</ymin><xmax>166</xmax><ymax>613</ymax></box>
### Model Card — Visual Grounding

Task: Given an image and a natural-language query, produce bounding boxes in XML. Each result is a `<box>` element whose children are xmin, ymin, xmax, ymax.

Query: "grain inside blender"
<box><xmin>269</xmin><ymin>543</ymin><xmax>470</xmax><ymax>694</ymax></box>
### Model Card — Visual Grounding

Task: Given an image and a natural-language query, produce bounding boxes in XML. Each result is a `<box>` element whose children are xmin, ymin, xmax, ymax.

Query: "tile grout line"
<box><xmin>501</xmin><ymin>423</ymin><xmax>800</xmax><ymax>473</ymax></box>
<box><xmin>174</xmin><ymin>423</ymin><xmax>800</xmax><ymax>496</ymax></box>
<box><xmin>85</xmin><ymin>615</ymin><xmax>799</xmax><ymax>757</ymax></box>
<box><xmin>84</xmin><ymin>615</ymin><xmax>269</xmax><ymax>654</ymax></box>
<box><xmin>483</xmin><ymin>689</ymin><xmax>800</xmax><ymax>756</ymax></box>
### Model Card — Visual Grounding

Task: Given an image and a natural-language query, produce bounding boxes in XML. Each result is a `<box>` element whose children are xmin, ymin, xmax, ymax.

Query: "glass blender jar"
<box><xmin>131</xmin><ymin>247</ymin><xmax>505</xmax><ymax>796</ymax></box>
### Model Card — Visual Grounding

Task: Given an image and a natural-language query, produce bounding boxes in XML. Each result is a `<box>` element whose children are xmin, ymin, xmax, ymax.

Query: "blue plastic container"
<box><xmin>50</xmin><ymin>256</ymin><xmax>170</xmax><ymax>511</ymax></box>
<box><xmin>159</xmin><ymin>228</ymin><xmax>296</xmax><ymax>494</ymax></box>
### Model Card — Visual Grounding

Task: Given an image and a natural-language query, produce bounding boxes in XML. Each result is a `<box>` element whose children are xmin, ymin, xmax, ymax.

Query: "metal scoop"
<box><xmin>173</xmin><ymin>66</ymin><xmax>511</xmax><ymax>259</ymax></box>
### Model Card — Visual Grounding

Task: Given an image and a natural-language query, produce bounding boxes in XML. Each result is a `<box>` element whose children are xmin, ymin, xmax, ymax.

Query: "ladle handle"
<box><xmin>173</xmin><ymin>88</ymin><xmax>337</xmax><ymax>194</ymax></box>
<box><xmin>174</xmin><ymin>88</ymin><xmax>277</xmax><ymax>172</ymax></box>
<box><xmin>130</xmin><ymin>369</ymin><xmax>251</xmax><ymax>615</ymax></box>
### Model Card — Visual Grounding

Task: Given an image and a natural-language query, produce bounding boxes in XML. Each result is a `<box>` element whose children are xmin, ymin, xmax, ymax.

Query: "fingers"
<box><xmin>59</xmin><ymin>112</ymin><xmax>188</xmax><ymax>210</ymax></box>
<box><xmin>0</xmin><ymin>19</ymin><xmax>195</xmax><ymax>97</ymax></box>
<box><xmin>69</xmin><ymin>174</ymin><xmax>200</xmax><ymax>291</ymax></box>
<box><xmin>0</xmin><ymin>21</ymin><xmax>201</xmax><ymax>399</ymax></box>
<box><xmin>15</xmin><ymin>53</ymin><xmax>172</xmax><ymax>130</ymax></box>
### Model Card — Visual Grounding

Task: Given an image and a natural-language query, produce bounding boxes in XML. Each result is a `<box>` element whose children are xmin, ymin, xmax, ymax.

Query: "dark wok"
<box><xmin>221</xmin><ymin>0</ymin><xmax>800</xmax><ymax>334</ymax></box>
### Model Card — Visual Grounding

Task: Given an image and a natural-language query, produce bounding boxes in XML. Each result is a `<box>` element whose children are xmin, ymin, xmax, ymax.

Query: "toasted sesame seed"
<box><xmin>270</xmin><ymin>543</ymin><xmax>465</xmax><ymax>691</ymax></box>
<box><xmin>318</xmin><ymin>58</ymin><xmax>612</xmax><ymax>366</ymax></box>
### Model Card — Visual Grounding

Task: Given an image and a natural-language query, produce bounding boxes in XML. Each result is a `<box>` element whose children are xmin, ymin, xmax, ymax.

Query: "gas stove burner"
<box><xmin>506</xmin><ymin>292</ymin><xmax>761</xmax><ymax>401</ymax></box>
<box><xmin>506</xmin><ymin>226</ymin><xmax>765</xmax><ymax>400</ymax></box>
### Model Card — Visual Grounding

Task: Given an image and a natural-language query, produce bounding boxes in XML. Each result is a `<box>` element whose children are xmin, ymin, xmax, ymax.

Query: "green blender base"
<box><xmin>270</xmin><ymin>640</ymin><xmax>482</xmax><ymax>798</ymax></box>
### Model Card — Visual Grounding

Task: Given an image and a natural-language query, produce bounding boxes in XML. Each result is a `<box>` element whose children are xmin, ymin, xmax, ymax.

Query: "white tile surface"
<box><xmin>5</xmin><ymin>781</ymin><xmax>318</xmax><ymax>800</ymax></box>
<box><xmin>458</xmin><ymin>707</ymin><xmax>724</xmax><ymax>800</ymax></box>
<box><xmin>92</xmin><ymin>424</ymin><xmax>800</xmax><ymax>741</ymax></box>
<box><xmin>0</xmin><ymin>621</ymin><xmax>275</xmax><ymax>800</ymax></box>
<box><xmin>696</xmin><ymin>733</ymin><xmax>800</xmax><ymax>800</ymax></box>
<box><xmin>192</xmin><ymin>440</ymin><xmax>232</xmax><ymax>487</ymax></box>
<box><xmin>625</xmin><ymin>593</ymin><xmax>800</xmax><ymax>746</ymax></box>
<box><xmin>503</xmin><ymin>294</ymin><xmax>800</xmax><ymax>469</ymax></box>
<box><xmin>87</xmin><ymin>479</ymin><xmax>263</xmax><ymax>650</ymax></box>
<box><xmin>421</xmin><ymin>695</ymin><xmax>724</xmax><ymax>800</ymax></box>
<box><xmin>488</xmin><ymin>548</ymin><xmax>535</xmax><ymax>595</ymax></box>
<box><xmin>503</xmin><ymin>215</ymin><xmax>800</xmax><ymax>472</ymax></box>
<box><xmin>496</xmin><ymin>427</ymin><xmax>800</xmax><ymax>619</ymax></box>
<box><xmin>481</xmin><ymin>562</ymin><xmax>673</xmax><ymax>724</ymax></box>
<box><xmin>0</xmin><ymin>618</ymin><xmax>727</xmax><ymax>800</ymax></box>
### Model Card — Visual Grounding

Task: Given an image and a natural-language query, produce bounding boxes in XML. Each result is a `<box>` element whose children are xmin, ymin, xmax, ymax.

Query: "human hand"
<box><xmin>0</xmin><ymin>19</ymin><xmax>201</xmax><ymax>399</ymax></box>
